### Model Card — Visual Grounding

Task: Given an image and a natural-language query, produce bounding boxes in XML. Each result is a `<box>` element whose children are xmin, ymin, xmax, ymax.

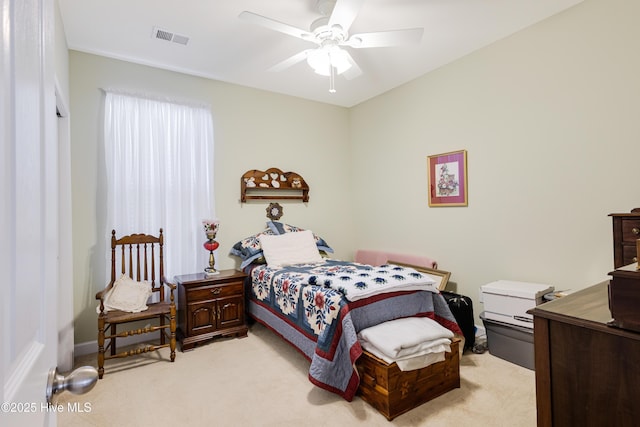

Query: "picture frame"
<box><xmin>427</xmin><ymin>149</ymin><xmax>468</xmax><ymax>207</ymax></box>
<box><xmin>387</xmin><ymin>261</ymin><xmax>451</xmax><ymax>291</ymax></box>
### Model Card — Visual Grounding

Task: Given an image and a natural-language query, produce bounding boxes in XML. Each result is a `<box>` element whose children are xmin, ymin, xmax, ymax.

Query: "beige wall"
<box><xmin>350</xmin><ymin>0</ymin><xmax>640</xmax><ymax>309</ymax></box>
<box><xmin>69</xmin><ymin>0</ymin><xmax>639</xmax><ymax>345</ymax></box>
<box><xmin>69</xmin><ymin>52</ymin><xmax>353</xmax><ymax>344</ymax></box>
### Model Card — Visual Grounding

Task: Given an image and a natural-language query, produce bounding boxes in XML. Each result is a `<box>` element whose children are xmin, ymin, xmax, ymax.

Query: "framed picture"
<box><xmin>427</xmin><ymin>149</ymin><xmax>468</xmax><ymax>207</ymax></box>
<box><xmin>387</xmin><ymin>261</ymin><xmax>451</xmax><ymax>291</ymax></box>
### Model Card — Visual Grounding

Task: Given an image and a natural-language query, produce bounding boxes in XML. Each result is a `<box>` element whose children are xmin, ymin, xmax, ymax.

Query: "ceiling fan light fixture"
<box><xmin>348</xmin><ymin>36</ymin><xmax>362</xmax><ymax>47</ymax></box>
<box><xmin>241</xmin><ymin>0</ymin><xmax>422</xmax><ymax>93</ymax></box>
<box><xmin>306</xmin><ymin>46</ymin><xmax>351</xmax><ymax>76</ymax></box>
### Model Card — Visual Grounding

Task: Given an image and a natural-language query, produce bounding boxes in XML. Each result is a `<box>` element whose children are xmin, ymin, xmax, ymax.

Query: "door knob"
<box><xmin>46</xmin><ymin>366</ymin><xmax>98</xmax><ymax>404</ymax></box>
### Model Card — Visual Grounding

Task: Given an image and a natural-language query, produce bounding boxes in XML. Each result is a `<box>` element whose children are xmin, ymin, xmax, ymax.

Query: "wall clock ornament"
<box><xmin>266</xmin><ymin>203</ymin><xmax>284</xmax><ymax>221</ymax></box>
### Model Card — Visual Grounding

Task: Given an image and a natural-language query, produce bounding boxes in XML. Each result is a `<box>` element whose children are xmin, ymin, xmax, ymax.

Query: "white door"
<box><xmin>1</xmin><ymin>0</ymin><xmax>59</xmax><ymax>426</ymax></box>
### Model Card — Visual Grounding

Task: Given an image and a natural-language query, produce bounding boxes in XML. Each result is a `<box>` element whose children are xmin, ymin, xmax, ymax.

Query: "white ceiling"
<box><xmin>58</xmin><ymin>0</ymin><xmax>583</xmax><ymax>108</ymax></box>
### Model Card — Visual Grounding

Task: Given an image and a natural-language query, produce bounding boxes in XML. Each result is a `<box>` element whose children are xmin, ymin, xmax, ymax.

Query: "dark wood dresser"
<box><xmin>610</xmin><ymin>208</ymin><xmax>640</xmax><ymax>268</ymax></box>
<box><xmin>529</xmin><ymin>282</ymin><xmax>640</xmax><ymax>426</ymax></box>
<box><xmin>175</xmin><ymin>270</ymin><xmax>248</xmax><ymax>351</ymax></box>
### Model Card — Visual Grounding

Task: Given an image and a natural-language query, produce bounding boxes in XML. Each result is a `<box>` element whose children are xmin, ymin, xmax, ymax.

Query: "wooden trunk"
<box><xmin>356</xmin><ymin>338</ymin><xmax>461</xmax><ymax>420</ymax></box>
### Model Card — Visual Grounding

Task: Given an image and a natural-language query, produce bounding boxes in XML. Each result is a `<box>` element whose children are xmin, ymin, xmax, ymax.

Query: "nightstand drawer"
<box><xmin>621</xmin><ymin>219</ymin><xmax>640</xmax><ymax>243</ymax></box>
<box><xmin>187</xmin><ymin>282</ymin><xmax>243</xmax><ymax>301</ymax></box>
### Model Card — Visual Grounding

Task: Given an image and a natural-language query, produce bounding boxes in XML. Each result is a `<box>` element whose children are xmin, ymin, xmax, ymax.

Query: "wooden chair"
<box><xmin>96</xmin><ymin>229</ymin><xmax>176</xmax><ymax>378</ymax></box>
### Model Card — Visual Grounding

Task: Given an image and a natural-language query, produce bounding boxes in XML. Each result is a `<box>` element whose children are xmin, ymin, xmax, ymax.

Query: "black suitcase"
<box><xmin>441</xmin><ymin>291</ymin><xmax>475</xmax><ymax>351</ymax></box>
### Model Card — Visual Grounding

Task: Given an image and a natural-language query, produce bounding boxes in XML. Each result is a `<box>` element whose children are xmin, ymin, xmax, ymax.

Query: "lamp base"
<box><xmin>204</xmin><ymin>267</ymin><xmax>219</xmax><ymax>277</ymax></box>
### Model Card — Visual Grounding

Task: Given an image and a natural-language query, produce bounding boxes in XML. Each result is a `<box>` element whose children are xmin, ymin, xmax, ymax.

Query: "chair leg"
<box><xmin>160</xmin><ymin>316</ymin><xmax>166</xmax><ymax>345</ymax></box>
<box><xmin>110</xmin><ymin>324</ymin><xmax>116</xmax><ymax>356</ymax></box>
<box><xmin>170</xmin><ymin>305</ymin><xmax>176</xmax><ymax>362</ymax></box>
<box><xmin>97</xmin><ymin>315</ymin><xmax>105</xmax><ymax>379</ymax></box>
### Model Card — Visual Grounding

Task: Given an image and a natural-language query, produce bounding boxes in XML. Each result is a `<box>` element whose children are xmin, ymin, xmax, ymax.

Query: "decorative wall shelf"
<box><xmin>240</xmin><ymin>168</ymin><xmax>309</xmax><ymax>203</ymax></box>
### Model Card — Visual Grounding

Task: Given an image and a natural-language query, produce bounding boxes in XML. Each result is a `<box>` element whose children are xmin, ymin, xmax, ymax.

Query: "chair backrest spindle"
<box><xmin>120</xmin><ymin>245</ymin><xmax>126</xmax><ymax>277</ymax></box>
<box><xmin>110</xmin><ymin>230</ymin><xmax>117</xmax><ymax>284</ymax></box>
<box><xmin>158</xmin><ymin>229</ymin><xmax>164</xmax><ymax>301</ymax></box>
<box><xmin>143</xmin><ymin>243</ymin><xmax>149</xmax><ymax>282</ymax></box>
<box><xmin>150</xmin><ymin>245</ymin><xmax>156</xmax><ymax>289</ymax></box>
<box><xmin>134</xmin><ymin>243</ymin><xmax>140</xmax><ymax>281</ymax></box>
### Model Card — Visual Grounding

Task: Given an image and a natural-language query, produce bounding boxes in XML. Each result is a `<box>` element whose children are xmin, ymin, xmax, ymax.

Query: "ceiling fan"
<box><xmin>239</xmin><ymin>0</ymin><xmax>424</xmax><ymax>93</ymax></box>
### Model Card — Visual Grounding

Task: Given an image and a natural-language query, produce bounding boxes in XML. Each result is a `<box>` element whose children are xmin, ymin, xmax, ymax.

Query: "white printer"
<box><xmin>480</xmin><ymin>280</ymin><xmax>554</xmax><ymax>328</ymax></box>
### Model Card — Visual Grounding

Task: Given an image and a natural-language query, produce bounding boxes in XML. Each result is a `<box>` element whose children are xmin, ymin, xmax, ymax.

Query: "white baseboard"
<box><xmin>74</xmin><ymin>340</ymin><xmax>97</xmax><ymax>357</ymax></box>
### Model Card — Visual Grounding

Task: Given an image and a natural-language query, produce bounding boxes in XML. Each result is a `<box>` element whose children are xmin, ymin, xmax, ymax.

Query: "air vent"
<box><xmin>154</xmin><ymin>28</ymin><xmax>173</xmax><ymax>41</ymax></box>
<box><xmin>152</xmin><ymin>26</ymin><xmax>189</xmax><ymax>46</ymax></box>
<box><xmin>171</xmin><ymin>34</ymin><xmax>189</xmax><ymax>45</ymax></box>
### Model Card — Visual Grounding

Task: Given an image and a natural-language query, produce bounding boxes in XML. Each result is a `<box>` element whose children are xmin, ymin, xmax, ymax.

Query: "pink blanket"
<box><xmin>354</xmin><ymin>249</ymin><xmax>437</xmax><ymax>269</ymax></box>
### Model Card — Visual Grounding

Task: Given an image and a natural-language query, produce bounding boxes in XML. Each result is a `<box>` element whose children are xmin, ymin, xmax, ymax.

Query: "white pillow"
<box><xmin>259</xmin><ymin>230</ymin><xmax>324</xmax><ymax>268</ymax></box>
<box><xmin>104</xmin><ymin>274</ymin><xmax>152</xmax><ymax>313</ymax></box>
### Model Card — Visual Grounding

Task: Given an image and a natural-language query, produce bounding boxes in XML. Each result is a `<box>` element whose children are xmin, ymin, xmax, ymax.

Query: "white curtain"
<box><xmin>104</xmin><ymin>91</ymin><xmax>215</xmax><ymax>278</ymax></box>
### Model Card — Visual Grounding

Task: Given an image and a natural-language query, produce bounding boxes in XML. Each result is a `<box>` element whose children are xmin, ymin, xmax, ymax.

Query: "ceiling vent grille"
<box><xmin>152</xmin><ymin>26</ymin><xmax>189</xmax><ymax>45</ymax></box>
<box><xmin>171</xmin><ymin>34</ymin><xmax>189</xmax><ymax>45</ymax></box>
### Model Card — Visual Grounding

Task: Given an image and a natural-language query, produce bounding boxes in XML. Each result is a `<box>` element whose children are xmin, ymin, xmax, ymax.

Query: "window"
<box><xmin>104</xmin><ymin>91</ymin><xmax>215</xmax><ymax>277</ymax></box>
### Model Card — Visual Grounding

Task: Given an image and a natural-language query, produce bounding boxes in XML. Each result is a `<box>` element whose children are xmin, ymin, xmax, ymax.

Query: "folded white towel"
<box><xmin>361</xmin><ymin>339</ymin><xmax>451</xmax><ymax>371</ymax></box>
<box><xmin>392</xmin><ymin>337</ymin><xmax>452</xmax><ymax>359</ymax></box>
<box><xmin>396</xmin><ymin>351</ymin><xmax>446</xmax><ymax>371</ymax></box>
<box><xmin>357</xmin><ymin>317</ymin><xmax>454</xmax><ymax>360</ymax></box>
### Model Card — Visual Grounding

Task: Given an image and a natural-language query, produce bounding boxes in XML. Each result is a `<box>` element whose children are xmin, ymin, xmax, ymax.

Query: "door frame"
<box><xmin>56</xmin><ymin>78</ymin><xmax>75</xmax><ymax>373</ymax></box>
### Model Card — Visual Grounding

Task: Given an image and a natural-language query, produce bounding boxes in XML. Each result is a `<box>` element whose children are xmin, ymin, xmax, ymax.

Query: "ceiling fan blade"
<box><xmin>341</xmin><ymin>51</ymin><xmax>362</xmax><ymax>80</ymax></box>
<box><xmin>239</xmin><ymin>11</ymin><xmax>313</xmax><ymax>41</ymax></box>
<box><xmin>345</xmin><ymin>28</ymin><xmax>424</xmax><ymax>48</ymax></box>
<box><xmin>268</xmin><ymin>50</ymin><xmax>312</xmax><ymax>72</ymax></box>
<box><xmin>327</xmin><ymin>0</ymin><xmax>364</xmax><ymax>32</ymax></box>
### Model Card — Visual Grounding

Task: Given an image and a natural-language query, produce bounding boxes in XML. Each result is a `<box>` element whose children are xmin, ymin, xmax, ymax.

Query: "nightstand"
<box><xmin>175</xmin><ymin>270</ymin><xmax>248</xmax><ymax>351</ymax></box>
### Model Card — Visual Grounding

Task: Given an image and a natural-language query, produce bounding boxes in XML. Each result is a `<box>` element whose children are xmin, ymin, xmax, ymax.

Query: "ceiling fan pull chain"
<box><xmin>329</xmin><ymin>52</ymin><xmax>336</xmax><ymax>93</ymax></box>
<box><xmin>330</xmin><ymin>67</ymin><xmax>338</xmax><ymax>93</ymax></box>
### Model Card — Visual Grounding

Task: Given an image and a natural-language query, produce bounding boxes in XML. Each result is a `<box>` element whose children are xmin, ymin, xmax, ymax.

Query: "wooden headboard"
<box><xmin>240</xmin><ymin>168</ymin><xmax>309</xmax><ymax>202</ymax></box>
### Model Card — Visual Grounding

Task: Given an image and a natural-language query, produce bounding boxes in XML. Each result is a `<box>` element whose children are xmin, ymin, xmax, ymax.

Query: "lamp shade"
<box><xmin>306</xmin><ymin>46</ymin><xmax>352</xmax><ymax>76</ymax></box>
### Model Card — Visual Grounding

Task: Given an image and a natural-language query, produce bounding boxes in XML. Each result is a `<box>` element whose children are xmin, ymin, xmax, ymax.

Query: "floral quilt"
<box><xmin>248</xmin><ymin>260</ymin><xmax>462</xmax><ymax>401</ymax></box>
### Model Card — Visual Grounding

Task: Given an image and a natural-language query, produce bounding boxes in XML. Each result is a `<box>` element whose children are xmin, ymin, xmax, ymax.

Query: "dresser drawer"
<box><xmin>187</xmin><ymin>282</ymin><xmax>243</xmax><ymax>301</ymax></box>
<box><xmin>621</xmin><ymin>219</ymin><xmax>640</xmax><ymax>243</ymax></box>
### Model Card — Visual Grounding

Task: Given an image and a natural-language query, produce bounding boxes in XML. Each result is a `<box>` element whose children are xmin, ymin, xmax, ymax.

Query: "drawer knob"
<box><xmin>633</xmin><ymin>228</ymin><xmax>640</xmax><ymax>235</ymax></box>
<box><xmin>211</xmin><ymin>288</ymin><xmax>221</xmax><ymax>295</ymax></box>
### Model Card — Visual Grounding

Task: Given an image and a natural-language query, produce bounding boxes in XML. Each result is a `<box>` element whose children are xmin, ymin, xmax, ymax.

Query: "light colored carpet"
<box><xmin>58</xmin><ymin>323</ymin><xmax>536</xmax><ymax>426</ymax></box>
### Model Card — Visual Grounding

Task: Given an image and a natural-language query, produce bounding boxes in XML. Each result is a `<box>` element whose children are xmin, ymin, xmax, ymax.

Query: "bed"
<box><xmin>230</xmin><ymin>221</ymin><xmax>462</xmax><ymax>418</ymax></box>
